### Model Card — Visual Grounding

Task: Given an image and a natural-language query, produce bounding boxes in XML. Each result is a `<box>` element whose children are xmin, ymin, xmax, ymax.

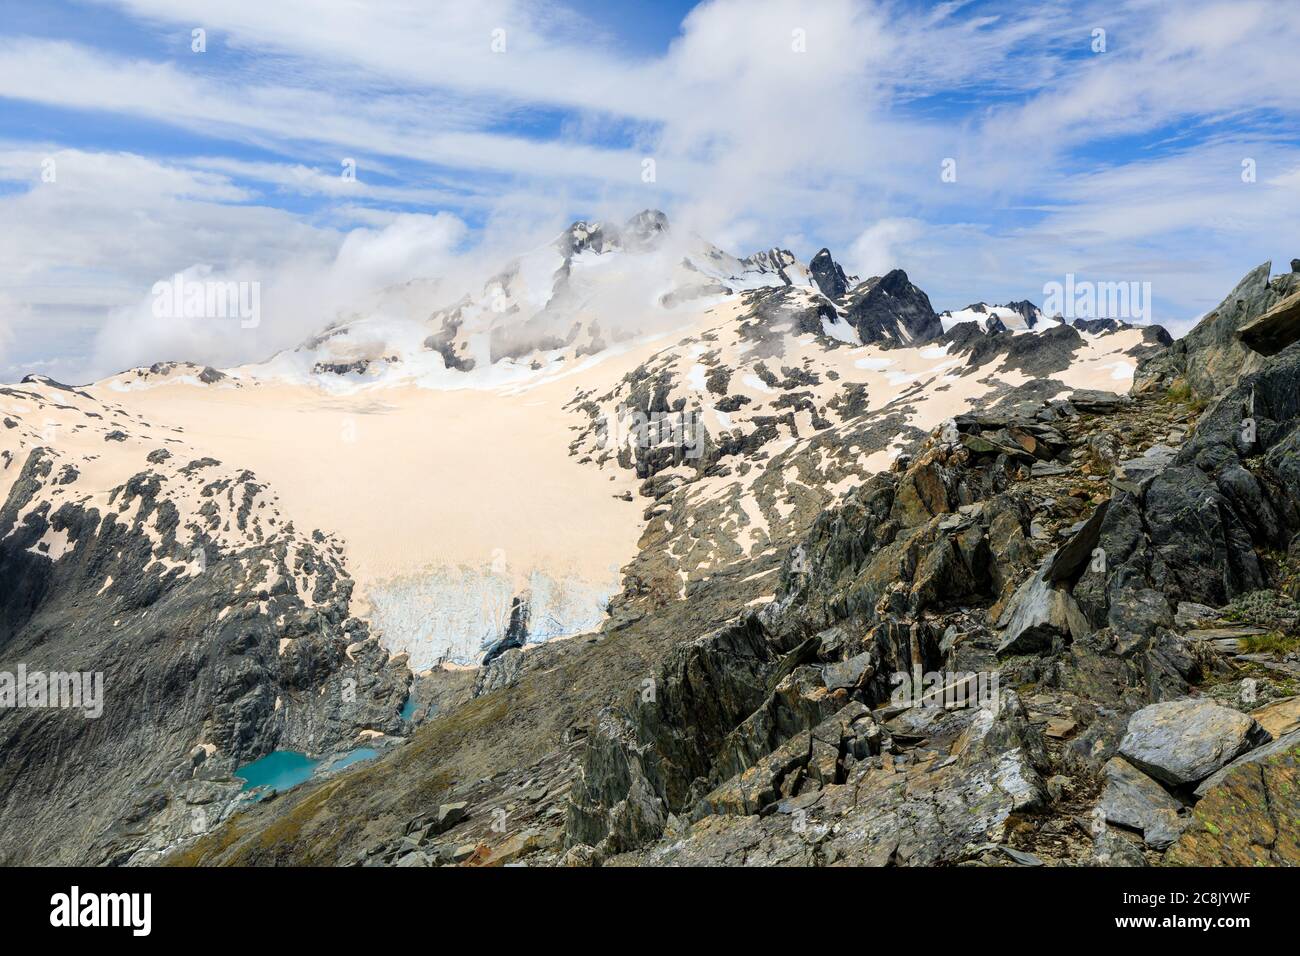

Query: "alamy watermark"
<box><xmin>50</xmin><ymin>886</ymin><xmax>150</xmax><ymax>936</ymax></box>
<box><xmin>0</xmin><ymin>664</ymin><xmax>103</xmax><ymax>718</ymax></box>
<box><xmin>597</xmin><ymin>406</ymin><xmax>706</xmax><ymax>460</ymax></box>
<box><xmin>151</xmin><ymin>273</ymin><xmax>261</xmax><ymax>328</ymax></box>
<box><xmin>891</xmin><ymin>670</ymin><xmax>1000</xmax><ymax>711</ymax></box>
<box><xmin>1042</xmin><ymin>273</ymin><xmax>1152</xmax><ymax>324</ymax></box>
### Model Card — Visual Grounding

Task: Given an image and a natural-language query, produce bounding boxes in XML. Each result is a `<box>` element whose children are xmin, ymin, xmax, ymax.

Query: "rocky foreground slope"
<box><xmin>156</xmin><ymin>257</ymin><xmax>1300</xmax><ymax>868</ymax></box>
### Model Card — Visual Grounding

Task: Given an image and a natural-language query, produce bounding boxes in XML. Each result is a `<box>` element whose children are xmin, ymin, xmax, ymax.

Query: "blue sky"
<box><xmin>1</xmin><ymin>0</ymin><xmax>1298</xmax><ymax>382</ymax></box>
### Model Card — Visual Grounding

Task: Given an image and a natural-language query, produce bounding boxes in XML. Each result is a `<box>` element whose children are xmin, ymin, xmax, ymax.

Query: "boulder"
<box><xmin>822</xmin><ymin>651</ymin><xmax>874</xmax><ymax>692</ymax></box>
<box><xmin>1069</xmin><ymin>390</ymin><xmax>1131</xmax><ymax>414</ymax></box>
<box><xmin>996</xmin><ymin>558</ymin><xmax>1091</xmax><ymax>656</ymax></box>
<box><xmin>1097</xmin><ymin>757</ymin><xmax>1186</xmax><ymax>848</ymax></box>
<box><xmin>436</xmin><ymin>802</ymin><xmax>469</xmax><ymax>831</ymax></box>
<box><xmin>1118</xmin><ymin>698</ymin><xmax>1270</xmax><ymax>787</ymax></box>
<box><xmin>1091</xmin><ymin>828</ymin><xmax>1148</xmax><ymax>867</ymax></box>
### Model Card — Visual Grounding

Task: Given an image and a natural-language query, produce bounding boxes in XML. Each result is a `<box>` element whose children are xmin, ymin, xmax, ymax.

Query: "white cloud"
<box><xmin>0</xmin><ymin>0</ymin><xmax>1298</xmax><ymax>379</ymax></box>
<box><xmin>846</xmin><ymin>218</ymin><xmax>925</xmax><ymax>278</ymax></box>
<box><xmin>90</xmin><ymin>211</ymin><xmax>470</xmax><ymax>378</ymax></box>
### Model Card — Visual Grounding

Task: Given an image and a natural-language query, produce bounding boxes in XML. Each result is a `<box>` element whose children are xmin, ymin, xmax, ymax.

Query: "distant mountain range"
<box><xmin>2</xmin><ymin>213</ymin><xmax>1297</xmax><ymax>869</ymax></box>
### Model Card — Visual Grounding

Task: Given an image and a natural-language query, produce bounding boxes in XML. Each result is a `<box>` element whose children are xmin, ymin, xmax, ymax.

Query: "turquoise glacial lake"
<box><xmin>236</xmin><ymin>751</ymin><xmax>319</xmax><ymax>792</ymax></box>
<box><xmin>236</xmin><ymin>747</ymin><xmax>382</xmax><ymax>793</ymax></box>
<box><xmin>330</xmin><ymin>747</ymin><xmax>379</xmax><ymax>771</ymax></box>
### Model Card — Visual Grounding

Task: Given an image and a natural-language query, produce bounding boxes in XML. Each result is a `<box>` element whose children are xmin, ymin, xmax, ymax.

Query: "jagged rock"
<box><xmin>643</xmin><ymin>695</ymin><xmax>1047</xmax><ymax>867</ymax></box>
<box><xmin>1135</xmin><ymin>260</ymin><xmax>1298</xmax><ymax>396</ymax></box>
<box><xmin>1110</xmin><ymin>444</ymin><xmax>1176</xmax><ymax>494</ymax></box>
<box><xmin>701</xmin><ymin>727</ymin><xmax>816</xmax><ymax>816</ymax></box>
<box><xmin>1238</xmin><ymin>288</ymin><xmax>1300</xmax><ymax>356</ymax></box>
<box><xmin>842</xmin><ymin>269</ymin><xmax>941</xmax><ymax>345</ymax></box>
<box><xmin>822</xmin><ymin>651</ymin><xmax>874</xmax><ymax>692</ymax></box>
<box><xmin>1167</xmin><ymin>730</ymin><xmax>1300</xmax><ymax>865</ymax></box>
<box><xmin>808</xmin><ymin>248</ymin><xmax>849</xmax><ymax>300</ymax></box>
<box><xmin>1173</xmin><ymin>602</ymin><xmax>1218</xmax><ymax>629</ymax></box>
<box><xmin>565</xmin><ymin>710</ymin><xmax>668</xmax><ymax>854</ymax></box>
<box><xmin>405</xmin><ymin>802</ymin><xmax>469</xmax><ymax>838</ymax></box>
<box><xmin>473</xmin><ymin>646</ymin><xmax>525</xmax><ymax>697</ymax></box>
<box><xmin>1117</xmin><ymin>699</ymin><xmax>1270</xmax><ymax>787</ymax></box>
<box><xmin>437</xmin><ymin>802</ymin><xmax>469</xmax><ymax>831</ymax></box>
<box><xmin>1045</xmin><ymin>500</ymin><xmax>1108</xmax><ymax>583</ymax></box>
<box><xmin>1097</xmin><ymin>757</ymin><xmax>1187</xmax><ymax>848</ymax></box>
<box><xmin>996</xmin><ymin>558</ymin><xmax>1091</xmax><ymax>656</ymax></box>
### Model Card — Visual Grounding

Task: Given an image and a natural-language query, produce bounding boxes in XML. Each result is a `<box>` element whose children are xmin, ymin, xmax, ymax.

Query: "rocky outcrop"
<box><xmin>1076</xmin><ymin>341</ymin><xmax>1300</xmax><ymax>628</ymax></box>
<box><xmin>808</xmin><ymin>248</ymin><xmax>849</xmax><ymax>300</ymax></box>
<box><xmin>1134</xmin><ymin>259</ymin><xmax>1300</xmax><ymax>396</ymax></box>
<box><xmin>1097</xmin><ymin>756</ymin><xmax>1187</xmax><ymax>848</ymax></box>
<box><xmin>1238</xmin><ymin>288</ymin><xmax>1300</xmax><ymax>356</ymax></box>
<box><xmin>842</xmin><ymin>269</ymin><xmax>942</xmax><ymax>345</ymax></box>
<box><xmin>996</xmin><ymin>557</ymin><xmax>1091</xmax><ymax>656</ymax></box>
<box><xmin>559</xmin><ymin>314</ymin><xmax>1300</xmax><ymax>866</ymax></box>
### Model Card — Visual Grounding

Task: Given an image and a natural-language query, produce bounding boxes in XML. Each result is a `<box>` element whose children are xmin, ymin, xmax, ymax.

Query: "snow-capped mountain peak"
<box><xmin>938</xmin><ymin>300</ymin><xmax>1047</xmax><ymax>333</ymax></box>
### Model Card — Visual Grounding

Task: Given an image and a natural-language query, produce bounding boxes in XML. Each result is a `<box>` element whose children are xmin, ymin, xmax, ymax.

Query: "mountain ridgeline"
<box><xmin>1</xmin><ymin>212</ymin><xmax>1298</xmax><ymax>867</ymax></box>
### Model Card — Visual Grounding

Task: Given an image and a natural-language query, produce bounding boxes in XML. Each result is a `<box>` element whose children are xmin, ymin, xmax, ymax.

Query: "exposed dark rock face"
<box><xmin>842</xmin><ymin>269</ymin><xmax>942</xmax><ymax>345</ymax></box>
<box><xmin>560</xmin><ymin>327</ymin><xmax>1300</xmax><ymax>865</ymax></box>
<box><xmin>563</xmin><ymin>393</ymin><xmax>1115</xmax><ymax>859</ymax></box>
<box><xmin>1239</xmin><ymin>288</ymin><xmax>1300</xmax><ymax>356</ymax></box>
<box><xmin>0</xmin><ymin>448</ymin><xmax>408</xmax><ymax>865</ymax></box>
<box><xmin>950</xmin><ymin>323</ymin><xmax>1085</xmax><ymax>377</ymax></box>
<box><xmin>423</xmin><ymin>309</ymin><xmax>476</xmax><ymax>371</ymax></box>
<box><xmin>481</xmin><ymin>596</ymin><xmax>530</xmax><ymax>666</ymax></box>
<box><xmin>808</xmin><ymin>248</ymin><xmax>849</xmax><ymax>300</ymax></box>
<box><xmin>1002</xmin><ymin>300</ymin><xmax>1042</xmax><ymax>328</ymax></box>
<box><xmin>1076</xmin><ymin>341</ymin><xmax>1300</xmax><ymax>625</ymax></box>
<box><xmin>1135</xmin><ymin>259</ymin><xmax>1300</xmax><ymax>396</ymax></box>
<box><xmin>740</xmin><ymin>249</ymin><xmax>802</xmax><ymax>285</ymax></box>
